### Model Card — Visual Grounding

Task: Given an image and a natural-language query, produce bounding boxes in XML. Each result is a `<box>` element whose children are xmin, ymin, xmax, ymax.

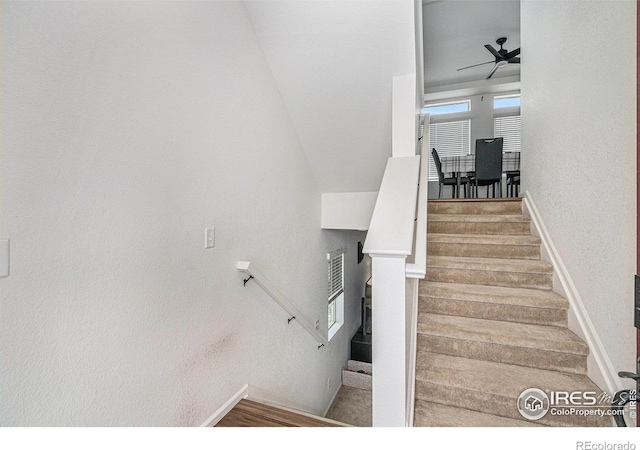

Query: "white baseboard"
<box><xmin>246</xmin><ymin>384</ymin><xmax>317</xmax><ymax>416</ymax></box>
<box><xmin>199</xmin><ymin>384</ymin><xmax>249</xmax><ymax>427</ymax></box>
<box><xmin>523</xmin><ymin>191</ymin><xmax>623</xmax><ymax>396</ymax></box>
<box><xmin>200</xmin><ymin>383</ymin><xmax>349</xmax><ymax>427</ymax></box>
<box><xmin>248</xmin><ymin>384</ymin><xmax>348</xmax><ymax>426</ymax></box>
<box><xmin>323</xmin><ymin>381</ymin><xmax>343</xmax><ymax>418</ymax></box>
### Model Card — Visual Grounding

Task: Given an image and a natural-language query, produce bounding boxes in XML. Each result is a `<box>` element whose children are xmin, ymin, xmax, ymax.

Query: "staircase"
<box><xmin>414</xmin><ymin>199</ymin><xmax>610</xmax><ymax>427</ymax></box>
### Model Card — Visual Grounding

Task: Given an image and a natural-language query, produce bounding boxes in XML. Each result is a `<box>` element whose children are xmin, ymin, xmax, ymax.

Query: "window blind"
<box><xmin>327</xmin><ymin>249</ymin><xmax>345</xmax><ymax>302</ymax></box>
<box><xmin>428</xmin><ymin>120</ymin><xmax>470</xmax><ymax>181</ymax></box>
<box><xmin>494</xmin><ymin>115</ymin><xmax>521</xmax><ymax>153</ymax></box>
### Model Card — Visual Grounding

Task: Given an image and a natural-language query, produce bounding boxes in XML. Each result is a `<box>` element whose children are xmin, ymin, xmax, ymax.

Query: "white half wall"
<box><xmin>321</xmin><ymin>192</ymin><xmax>378</xmax><ymax>231</ymax></box>
<box><xmin>521</xmin><ymin>0</ymin><xmax>637</xmax><ymax>388</ymax></box>
<box><xmin>0</xmin><ymin>1</ymin><xmax>370</xmax><ymax>426</ymax></box>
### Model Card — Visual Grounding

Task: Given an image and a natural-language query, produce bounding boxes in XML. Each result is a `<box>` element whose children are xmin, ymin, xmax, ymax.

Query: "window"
<box><xmin>421</xmin><ymin>100</ymin><xmax>470</xmax><ymax>116</ymax></box>
<box><xmin>421</xmin><ymin>100</ymin><xmax>471</xmax><ymax>181</ymax></box>
<box><xmin>493</xmin><ymin>94</ymin><xmax>521</xmax><ymax>153</ymax></box>
<box><xmin>494</xmin><ymin>115</ymin><xmax>521</xmax><ymax>153</ymax></box>
<box><xmin>428</xmin><ymin>120</ymin><xmax>471</xmax><ymax>181</ymax></box>
<box><xmin>327</xmin><ymin>248</ymin><xmax>345</xmax><ymax>340</ymax></box>
<box><xmin>494</xmin><ymin>94</ymin><xmax>521</xmax><ymax>109</ymax></box>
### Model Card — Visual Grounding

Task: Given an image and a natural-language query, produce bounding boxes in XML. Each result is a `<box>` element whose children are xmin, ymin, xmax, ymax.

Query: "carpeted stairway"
<box><xmin>414</xmin><ymin>199</ymin><xmax>611</xmax><ymax>427</ymax></box>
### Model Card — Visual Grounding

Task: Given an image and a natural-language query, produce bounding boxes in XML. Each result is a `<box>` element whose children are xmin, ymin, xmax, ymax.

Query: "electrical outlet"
<box><xmin>314</xmin><ymin>319</ymin><xmax>320</xmax><ymax>330</ymax></box>
<box><xmin>327</xmin><ymin>377</ymin><xmax>331</xmax><ymax>390</ymax></box>
<box><xmin>204</xmin><ymin>228</ymin><xmax>215</xmax><ymax>249</ymax></box>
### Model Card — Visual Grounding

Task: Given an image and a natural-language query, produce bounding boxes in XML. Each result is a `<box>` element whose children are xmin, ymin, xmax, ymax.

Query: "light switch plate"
<box><xmin>0</xmin><ymin>240</ymin><xmax>9</xmax><ymax>278</ymax></box>
<box><xmin>205</xmin><ymin>228</ymin><xmax>215</xmax><ymax>249</ymax></box>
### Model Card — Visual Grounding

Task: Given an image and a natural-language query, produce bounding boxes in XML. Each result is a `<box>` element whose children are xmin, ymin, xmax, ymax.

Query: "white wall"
<box><xmin>321</xmin><ymin>192</ymin><xmax>378</xmax><ymax>231</ymax></box>
<box><xmin>0</xmin><ymin>1</ymin><xmax>369</xmax><ymax>426</ymax></box>
<box><xmin>521</xmin><ymin>1</ymin><xmax>637</xmax><ymax>385</ymax></box>
<box><xmin>245</xmin><ymin>0</ymin><xmax>416</xmax><ymax>193</ymax></box>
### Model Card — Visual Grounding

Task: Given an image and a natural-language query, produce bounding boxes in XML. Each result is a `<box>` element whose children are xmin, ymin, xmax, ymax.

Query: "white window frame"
<box><xmin>421</xmin><ymin>99</ymin><xmax>470</xmax><ymax>116</ymax></box>
<box><xmin>422</xmin><ymin>99</ymin><xmax>472</xmax><ymax>182</ymax></box>
<box><xmin>494</xmin><ymin>115</ymin><xmax>521</xmax><ymax>153</ymax></box>
<box><xmin>427</xmin><ymin>119</ymin><xmax>471</xmax><ymax>181</ymax></box>
<box><xmin>493</xmin><ymin>94</ymin><xmax>521</xmax><ymax>153</ymax></box>
<box><xmin>493</xmin><ymin>94</ymin><xmax>521</xmax><ymax>110</ymax></box>
<box><xmin>327</xmin><ymin>248</ymin><xmax>346</xmax><ymax>340</ymax></box>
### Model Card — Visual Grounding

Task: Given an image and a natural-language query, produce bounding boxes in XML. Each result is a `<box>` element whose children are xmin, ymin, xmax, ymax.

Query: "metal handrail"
<box><xmin>237</xmin><ymin>261</ymin><xmax>329</xmax><ymax>349</ymax></box>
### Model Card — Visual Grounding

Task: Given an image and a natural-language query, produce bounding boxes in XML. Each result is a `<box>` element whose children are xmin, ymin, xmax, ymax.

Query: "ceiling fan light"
<box><xmin>497</xmin><ymin>60</ymin><xmax>508</xmax><ymax>68</ymax></box>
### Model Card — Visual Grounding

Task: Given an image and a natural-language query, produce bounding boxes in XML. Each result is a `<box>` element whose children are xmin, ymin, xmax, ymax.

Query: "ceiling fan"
<box><xmin>457</xmin><ymin>37</ymin><xmax>521</xmax><ymax>79</ymax></box>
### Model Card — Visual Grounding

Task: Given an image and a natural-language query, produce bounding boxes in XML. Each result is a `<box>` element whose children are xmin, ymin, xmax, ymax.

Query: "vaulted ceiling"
<box><xmin>423</xmin><ymin>0</ymin><xmax>520</xmax><ymax>91</ymax></box>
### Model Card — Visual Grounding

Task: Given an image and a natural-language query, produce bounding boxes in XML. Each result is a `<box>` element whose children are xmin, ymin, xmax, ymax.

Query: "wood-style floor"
<box><xmin>215</xmin><ymin>399</ymin><xmax>346</xmax><ymax>427</ymax></box>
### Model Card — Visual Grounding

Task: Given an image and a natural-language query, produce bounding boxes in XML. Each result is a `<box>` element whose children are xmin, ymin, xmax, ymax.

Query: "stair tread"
<box><xmin>414</xmin><ymin>400</ymin><xmax>542</xmax><ymax>427</ymax></box>
<box><xmin>417</xmin><ymin>313</ymin><xmax>588</xmax><ymax>355</ymax></box>
<box><xmin>429</xmin><ymin>214</ymin><xmax>531</xmax><ymax>223</ymax></box>
<box><xmin>419</xmin><ymin>281</ymin><xmax>569</xmax><ymax>310</ymax></box>
<box><xmin>427</xmin><ymin>255</ymin><xmax>553</xmax><ymax>274</ymax></box>
<box><xmin>416</xmin><ymin>352</ymin><xmax>601</xmax><ymax>399</ymax></box>
<box><xmin>427</xmin><ymin>233</ymin><xmax>540</xmax><ymax>246</ymax></box>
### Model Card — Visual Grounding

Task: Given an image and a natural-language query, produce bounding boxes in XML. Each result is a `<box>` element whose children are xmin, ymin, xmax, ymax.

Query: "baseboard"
<box><xmin>199</xmin><ymin>384</ymin><xmax>249</xmax><ymax>427</ymax></box>
<box><xmin>323</xmin><ymin>381</ymin><xmax>343</xmax><ymax>418</ymax></box>
<box><xmin>523</xmin><ymin>191</ymin><xmax>623</xmax><ymax>396</ymax></box>
<box><xmin>248</xmin><ymin>384</ymin><xmax>348</xmax><ymax>426</ymax></box>
<box><xmin>200</xmin><ymin>383</ymin><xmax>347</xmax><ymax>427</ymax></box>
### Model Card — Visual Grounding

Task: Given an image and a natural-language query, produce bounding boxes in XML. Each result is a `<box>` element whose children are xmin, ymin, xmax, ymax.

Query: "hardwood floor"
<box><xmin>215</xmin><ymin>399</ymin><xmax>346</xmax><ymax>427</ymax></box>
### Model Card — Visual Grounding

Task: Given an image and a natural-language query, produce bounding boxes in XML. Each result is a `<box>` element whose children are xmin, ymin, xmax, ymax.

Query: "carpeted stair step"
<box><xmin>428</xmin><ymin>233</ymin><xmax>541</xmax><ymax>260</ymax></box>
<box><xmin>414</xmin><ymin>352</ymin><xmax>610</xmax><ymax>427</ymax></box>
<box><xmin>417</xmin><ymin>313</ymin><xmax>589</xmax><ymax>374</ymax></box>
<box><xmin>428</xmin><ymin>213</ymin><xmax>531</xmax><ymax>235</ymax></box>
<box><xmin>428</xmin><ymin>199</ymin><xmax>523</xmax><ymax>216</ymax></box>
<box><xmin>413</xmin><ymin>399</ymin><xmax>542</xmax><ymax>427</ymax></box>
<box><xmin>419</xmin><ymin>281</ymin><xmax>568</xmax><ymax>327</ymax></box>
<box><xmin>427</xmin><ymin>256</ymin><xmax>553</xmax><ymax>290</ymax></box>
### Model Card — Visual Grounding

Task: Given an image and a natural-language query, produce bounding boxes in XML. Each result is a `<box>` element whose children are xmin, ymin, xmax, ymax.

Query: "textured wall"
<box><xmin>0</xmin><ymin>1</ymin><xmax>369</xmax><ymax>426</ymax></box>
<box><xmin>245</xmin><ymin>0</ymin><xmax>416</xmax><ymax>193</ymax></box>
<box><xmin>521</xmin><ymin>1</ymin><xmax>636</xmax><ymax>381</ymax></box>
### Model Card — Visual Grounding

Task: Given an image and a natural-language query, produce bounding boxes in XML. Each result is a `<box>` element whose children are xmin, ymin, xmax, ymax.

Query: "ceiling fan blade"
<box><xmin>486</xmin><ymin>63</ymin><xmax>500</xmax><ymax>79</ymax></box>
<box><xmin>509</xmin><ymin>57</ymin><xmax>520</xmax><ymax>64</ymax></box>
<box><xmin>504</xmin><ymin>48</ymin><xmax>521</xmax><ymax>60</ymax></box>
<box><xmin>457</xmin><ymin>61</ymin><xmax>494</xmax><ymax>71</ymax></box>
<box><xmin>484</xmin><ymin>44</ymin><xmax>502</xmax><ymax>60</ymax></box>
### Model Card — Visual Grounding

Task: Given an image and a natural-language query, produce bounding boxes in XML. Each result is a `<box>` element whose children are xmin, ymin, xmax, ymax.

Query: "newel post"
<box><xmin>369</xmin><ymin>253</ymin><xmax>407</xmax><ymax>427</ymax></box>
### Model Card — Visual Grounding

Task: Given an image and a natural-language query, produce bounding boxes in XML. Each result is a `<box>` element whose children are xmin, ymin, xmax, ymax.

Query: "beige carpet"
<box><xmin>415</xmin><ymin>199</ymin><xmax>610</xmax><ymax>427</ymax></box>
<box><xmin>325</xmin><ymin>386</ymin><xmax>371</xmax><ymax>427</ymax></box>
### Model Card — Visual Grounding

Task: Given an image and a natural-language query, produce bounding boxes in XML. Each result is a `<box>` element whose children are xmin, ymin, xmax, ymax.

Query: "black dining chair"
<box><xmin>470</xmin><ymin>138</ymin><xmax>503</xmax><ymax>198</ymax></box>
<box><xmin>506</xmin><ymin>172</ymin><xmax>520</xmax><ymax>197</ymax></box>
<box><xmin>432</xmin><ymin>148</ymin><xmax>468</xmax><ymax>199</ymax></box>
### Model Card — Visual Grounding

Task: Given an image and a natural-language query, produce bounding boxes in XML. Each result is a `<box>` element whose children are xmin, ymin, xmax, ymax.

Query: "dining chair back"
<box><xmin>432</xmin><ymin>148</ymin><xmax>468</xmax><ymax>198</ymax></box>
<box><xmin>473</xmin><ymin>138</ymin><xmax>503</xmax><ymax>198</ymax></box>
<box><xmin>431</xmin><ymin>148</ymin><xmax>445</xmax><ymax>184</ymax></box>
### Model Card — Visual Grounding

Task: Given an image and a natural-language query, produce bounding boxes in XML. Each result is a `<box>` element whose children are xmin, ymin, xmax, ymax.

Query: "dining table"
<box><xmin>440</xmin><ymin>151</ymin><xmax>520</xmax><ymax>198</ymax></box>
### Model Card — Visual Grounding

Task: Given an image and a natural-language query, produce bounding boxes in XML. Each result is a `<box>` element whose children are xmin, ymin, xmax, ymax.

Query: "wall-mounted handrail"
<box><xmin>406</xmin><ymin>127</ymin><xmax>428</xmax><ymax>278</ymax></box>
<box><xmin>237</xmin><ymin>261</ymin><xmax>329</xmax><ymax>348</ymax></box>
